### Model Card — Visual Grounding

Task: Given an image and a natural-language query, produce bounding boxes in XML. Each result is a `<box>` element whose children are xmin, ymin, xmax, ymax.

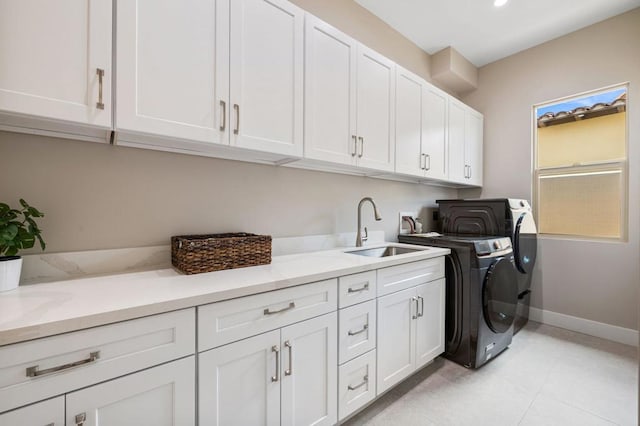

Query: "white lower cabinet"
<box><xmin>66</xmin><ymin>356</ymin><xmax>195</xmax><ymax>426</ymax></box>
<box><xmin>377</xmin><ymin>278</ymin><xmax>445</xmax><ymax>394</ymax></box>
<box><xmin>338</xmin><ymin>350</ymin><xmax>376</xmax><ymax>421</ymax></box>
<box><xmin>199</xmin><ymin>312</ymin><xmax>337</xmax><ymax>426</ymax></box>
<box><xmin>0</xmin><ymin>396</ymin><xmax>64</xmax><ymax>426</ymax></box>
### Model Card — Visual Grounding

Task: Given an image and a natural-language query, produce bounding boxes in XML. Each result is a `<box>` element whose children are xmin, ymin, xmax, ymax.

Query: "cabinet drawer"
<box><xmin>338</xmin><ymin>300</ymin><xmax>376</xmax><ymax>364</ymax></box>
<box><xmin>338</xmin><ymin>350</ymin><xmax>377</xmax><ymax>421</ymax></box>
<box><xmin>0</xmin><ymin>308</ymin><xmax>195</xmax><ymax>413</ymax></box>
<box><xmin>338</xmin><ymin>271</ymin><xmax>377</xmax><ymax>308</ymax></box>
<box><xmin>377</xmin><ymin>258</ymin><xmax>444</xmax><ymax>296</ymax></box>
<box><xmin>0</xmin><ymin>396</ymin><xmax>64</xmax><ymax>425</ymax></box>
<box><xmin>198</xmin><ymin>279</ymin><xmax>337</xmax><ymax>351</ymax></box>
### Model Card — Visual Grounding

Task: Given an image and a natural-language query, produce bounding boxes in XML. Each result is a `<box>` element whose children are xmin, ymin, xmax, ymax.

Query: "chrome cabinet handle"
<box><xmin>411</xmin><ymin>296</ymin><xmax>418</xmax><ymax>319</ymax></box>
<box><xmin>425</xmin><ymin>154</ymin><xmax>431</xmax><ymax>171</ymax></box>
<box><xmin>233</xmin><ymin>104</ymin><xmax>240</xmax><ymax>135</ymax></box>
<box><xmin>96</xmin><ymin>68</ymin><xmax>105</xmax><ymax>110</ymax></box>
<box><xmin>271</xmin><ymin>345</ymin><xmax>280</xmax><ymax>382</ymax></box>
<box><xmin>219</xmin><ymin>100</ymin><xmax>226</xmax><ymax>131</ymax></box>
<box><xmin>468</xmin><ymin>165</ymin><xmax>472</xmax><ymax>179</ymax></box>
<box><xmin>284</xmin><ymin>341</ymin><xmax>293</xmax><ymax>376</ymax></box>
<box><xmin>420</xmin><ymin>153</ymin><xmax>426</xmax><ymax>170</ymax></box>
<box><xmin>75</xmin><ymin>413</ymin><xmax>86</xmax><ymax>426</ymax></box>
<box><xmin>26</xmin><ymin>351</ymin><xmax>100</xmax><ymax>378</ymax></box>
<box><xmin>347</xmin><ymin>283</ymin><xmax>369</xmax><ymax>293</ymax></box>
<box><xmin>347</xmin><ymin>323</ymin><xmax>368</xmax><ymax>336</ymax></box>
<box><xmin>348</xmin><ymin>375</ymin><xmax>368</xmax><ymax>391</ymax></box>
<box><xmin>264</xmin><ymin>302</ymin><xmax>295</xmax><ymax>315</ymax></box>
<box><xmin>44</xmin><ymin>424</ymin><xmax>55</xmax><ymax>426</ymax></box>
<box><xmin>358</xmin><ymin>136</ymin><xmax>364</xmax><ymax>158</ymax></box>
<box><xmin>351</xmin><ymin>135</ymin><xmax>357</xmax><ymax>157</ymax></box>
<box><xmin>417</xmin><ymin>295</ymin><xmax>424</xmax><ymax>317</ymax></box>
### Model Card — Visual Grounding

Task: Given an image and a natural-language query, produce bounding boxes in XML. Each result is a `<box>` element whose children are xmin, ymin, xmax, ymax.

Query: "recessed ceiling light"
<box><xmin>494</xmin><ymin>0</ymin><xmax>508</xmax><ymax>7</ymax></box>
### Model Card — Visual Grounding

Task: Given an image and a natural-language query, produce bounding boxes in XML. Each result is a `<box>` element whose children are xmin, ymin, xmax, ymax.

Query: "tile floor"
<box><xmin>344</xmin><ymin>321</ymin><xmax>638</xmax><ymax>426</ymax></box>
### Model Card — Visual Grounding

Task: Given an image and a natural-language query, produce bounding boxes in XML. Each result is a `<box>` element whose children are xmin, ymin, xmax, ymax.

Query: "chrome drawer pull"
<box><xmin>348</xmin><ymin>374</ymin><xmax>368</xmax><ymax>391</ymax></box>
<box><xmin>347</xmin><ymin>283</ymin><xmax>369</xmax><ymax>293</ymax></box>
<box><xmin>347</xmin><ymin>324</ymin><xmax>368</xmax><ymax>336</ymax></box>
<box><xmin>412</xmin><ymin>296</ymin><xmax>418</xmax><ymax>319</ymax></box>
<box><xmin>351</xmin><ymin>135</ymin><xmax>357</xmax><ymax>157</ymax></box>
<box><xmin>26</xmin><ymin>351</ymin><xmax>100</xmax><ymax>378</ymax></box>
<box><xmin>264</xmin><ymin>302</ymin><xmax>295</xmax><ymax>315</ymax></box>
<box><xmin>75</xmin><ymin>413</ymin><xmax>86</xmax><ymax>426</ymax></box>
<box><xmin>358</xmin><ymin>136</ymin><xmax>364</xmax><ymax>158</ymax></box>
<box><xmin>233</xmin><ymin>103</ymin><xmax>240</xmax><ymax>135</ymax></box>
<box><xmin>417</xmin><ymin>295</ymin><xmax>425</xmax><ymax>318</ymax></box>
<box><xmin>44</xmin><ymin>424</ymin><xmax>55</xmax><ymax>426</ymax></box>
<box><xmin>271</xmin><ymin>345</ymin><xmax>280</xmax><ymax>382</ymax></box>
<box><xmin>96</xmin><ymin>68</ymin><xmax>105</xmax><ymax>110</ymax></box>
<box><xmin>219</xmin><ymin>100</ymin><xmax>226</xmax><ymax>131</ymax></box>
<box><xmin>284</xmin><ymin>340</ymin><xmax>293</xmax><ymax>376</ymax></box>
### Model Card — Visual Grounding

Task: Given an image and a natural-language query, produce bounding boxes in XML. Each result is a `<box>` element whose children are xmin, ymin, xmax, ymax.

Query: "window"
<box><xmin>534</xmin><ymin>85</ymin><xmax>627</xmax><ymax>240</ymax></box>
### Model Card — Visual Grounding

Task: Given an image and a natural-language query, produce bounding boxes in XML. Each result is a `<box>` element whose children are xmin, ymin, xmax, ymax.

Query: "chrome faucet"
<box><xmin>356</xmin><ymin>197</ymin><xmax>382</xmax><ymax>247</ymax></box>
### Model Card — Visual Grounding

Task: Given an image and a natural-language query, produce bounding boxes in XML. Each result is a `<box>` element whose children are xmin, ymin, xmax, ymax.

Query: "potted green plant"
<box><xmin>0</xmin><ymin>199</ymin><xmax>46</xmax><ymax>292</ymax></box>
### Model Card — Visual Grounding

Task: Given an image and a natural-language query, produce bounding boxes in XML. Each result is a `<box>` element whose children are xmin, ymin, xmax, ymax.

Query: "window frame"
<box><xmin>532</xmin><ymin>82</ymin><xmax>629</xmax><ymax>242</ymax></box>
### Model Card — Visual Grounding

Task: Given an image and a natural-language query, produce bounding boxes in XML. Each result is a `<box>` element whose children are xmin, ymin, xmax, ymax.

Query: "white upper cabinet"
<box><xmin>422</xmin><ymin>85</ymin><xmax>449</xmax><ymax>180</ymax></box>
<box><xmin>465</xmin><ymin>108</ymin><xmax>484</xmax><ymax>186</ymax></box>
<box><xmin>448</xmin><ymin>98</ymin><xmax>467</xmax><ymax>183</ymax></box>
<box><xmin>230</xmin><ymin>0</ymin><xmax>304</xmax><ymax>157</ymax></box>
<box><xmin>304</xmin><ymin>15</ymin><xmax>358</xmax><ymax>166</ymax></box>
<box><xmin>117</xmin><ymin>0</ymin><xmax>229</xmax><ymax>146</ymax></box>
<box><xmin>395</xmin><ymin>67</ymin><xmax>448</xmax><ymax>180</ymax></box>
<box><xmin>304</xmin><ymin>15</ymin><xmax>395</xmax><ymax>172</ymax></box>
<box><xmin>395</xmin><ymin>67</ymin><xmax>424</xmax><ymax>177</ymax></box>
<box><xmin>356</xmin><ymin>45</ymin><xmax>396</xmax><ymax>171</ymax></box>
<box><xmin>448</xmin><ymin>97</ymin><xmax>483</xmax><ymax>186</ymax></box>
<box><xmin>0</xmin><ymin>0</ymin><xmax>111</xmax><ymax>132</ymax></box>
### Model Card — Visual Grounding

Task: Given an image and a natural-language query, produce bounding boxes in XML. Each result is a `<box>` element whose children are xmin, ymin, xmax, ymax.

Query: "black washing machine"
<box><xmin>398</xmin><ymin>234</ymin><xmax>518</xmax><ymax>368</ymax></box>
<box><xmin>436</xmin><ymin>198</ymin><xmax>537</xmax><ymax>334</ymax></box>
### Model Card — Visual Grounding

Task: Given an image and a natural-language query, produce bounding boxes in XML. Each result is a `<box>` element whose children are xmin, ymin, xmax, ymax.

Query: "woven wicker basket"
<box><xmin>171</xmin><ymin>233</ymin><xmax>272</xmax><ymax>275</ymax></box>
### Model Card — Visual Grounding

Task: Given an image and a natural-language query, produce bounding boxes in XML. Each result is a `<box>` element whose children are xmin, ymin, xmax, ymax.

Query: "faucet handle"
<box><xmin>362</xmin><ymin>227</ymin><xmax>368</xmax><ymax>242</ymax></box>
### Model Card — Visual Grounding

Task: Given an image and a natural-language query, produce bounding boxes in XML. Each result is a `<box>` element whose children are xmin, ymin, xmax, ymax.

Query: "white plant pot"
<box><xmin>0</xmin><ymin>256</ymin><xmax>22</xmax><ymax>292</ymax></box>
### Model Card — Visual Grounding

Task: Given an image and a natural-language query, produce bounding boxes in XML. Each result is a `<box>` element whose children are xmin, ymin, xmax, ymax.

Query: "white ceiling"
<box><xmin>354</xmin><ymin>0</ymin><xmax>640</xmax><ymax>67</ymax></box>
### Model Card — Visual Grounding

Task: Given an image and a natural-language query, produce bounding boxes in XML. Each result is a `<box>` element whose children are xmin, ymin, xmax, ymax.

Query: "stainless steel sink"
<box><xmin>345</xmin><ymin>245</ymin><xmax>423</xmax><ymax>258</ymax></box>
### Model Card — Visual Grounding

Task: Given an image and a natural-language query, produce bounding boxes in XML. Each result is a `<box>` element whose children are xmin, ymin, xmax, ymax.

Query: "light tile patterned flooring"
<box><xmin>344</xmin><ymin>322</ymin><xmax>638</xmax><ymax>426</ymax></box>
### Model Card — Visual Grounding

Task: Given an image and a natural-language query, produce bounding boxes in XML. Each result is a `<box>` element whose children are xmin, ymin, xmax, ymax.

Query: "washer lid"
<box><xmin>483</xmin><ymin>257</ymin><xmax>518</xmax><ymax>334</ymax></box>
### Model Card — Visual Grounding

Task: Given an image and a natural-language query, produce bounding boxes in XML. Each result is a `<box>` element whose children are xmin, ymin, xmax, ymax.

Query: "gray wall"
<box><xmin>461</xmin><ymin>8</ymin><xmax>640</xmax><ymax>330</ymax></box>
<box><xmin>0</xmin><ymin>132</ymin><xmax>455</xmax><ymax>253</ymax></box>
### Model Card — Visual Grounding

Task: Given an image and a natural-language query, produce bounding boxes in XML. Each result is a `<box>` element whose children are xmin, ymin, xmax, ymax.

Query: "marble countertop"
<box><xmin>0</xmin><ymin>243</ymin><xmax>449</xmax><ymax>347</ymax></box>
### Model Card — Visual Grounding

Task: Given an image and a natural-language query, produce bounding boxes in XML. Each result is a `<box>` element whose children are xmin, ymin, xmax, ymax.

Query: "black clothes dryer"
<box><xmin>398</xmin><ymin>234</ymin><xmax>518</xmax><ymax>368</ymax></box>
<box><xmin>436</xmin><ymin>198</ymin><xmax>537</xmax><ymax>334</ymax></box>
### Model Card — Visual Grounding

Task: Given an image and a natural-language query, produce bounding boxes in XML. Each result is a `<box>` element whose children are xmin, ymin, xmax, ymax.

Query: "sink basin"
<box><xmin>345</xmin><ymin>245</ymin><xmax>424</xmax><ymax>258</ymax></box>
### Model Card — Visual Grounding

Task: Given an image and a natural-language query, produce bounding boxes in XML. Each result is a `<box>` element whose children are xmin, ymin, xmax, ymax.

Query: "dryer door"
<box><xmin>482</xmin><ymin>257</ymin><xmax>518</xmax><ymax>333</ymax></box>
<box><xmin>513</xmin><ymin>211</ymin><xmax>537</xmax><ymax>274</ymax></box>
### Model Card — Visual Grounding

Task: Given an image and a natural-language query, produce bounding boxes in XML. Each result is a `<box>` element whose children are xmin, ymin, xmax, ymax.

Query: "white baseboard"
<box><xmin>529</xmin><ymin>307</ymin><xmax>638</xmax><ymax>347</ymax></box>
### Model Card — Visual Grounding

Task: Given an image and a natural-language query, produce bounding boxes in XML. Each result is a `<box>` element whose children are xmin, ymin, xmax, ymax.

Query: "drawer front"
<box><xmin>338</xmin><ymin>271</ymin><xmax>377</xmax><ymax>308</ymax></box>
<box><xmin>377</xmin><ymin>258</ymin><xmax>444</xmax><ymax>296</ymax></box>
<box><xmin>0</xmin><ymin>308</ymin><xmax>195</xmax><ymax>413</ymax></box>
<box><xmin>0</xmin><ymin>396</ymin><xmax>64</xmax><ymax>425</ymax></box>
<box><xmin>338</xmin><ymin>350</ymin><xmax>377</xmax><ymax>421</ymax></box>
<box><xmin>198</xmin><ymin>279</ymin><xmax>338</xmax><ymax>351</ymax></box>
<box><xmin>338</xmin><ymin>300</ymin><xmax>376</xmax><ymax>364</ymax></box>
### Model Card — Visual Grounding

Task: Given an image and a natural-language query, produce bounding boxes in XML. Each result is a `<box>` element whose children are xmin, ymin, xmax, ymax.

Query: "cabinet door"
<box><xmin>377</xmin><ymin>287</ymin><xmax>416</xmax><ymax>394</ymax></box>
<box><xmin>356</xmin><ymin>45</ymin><xmax>396</xmax><ymax>172</ymax></box>
<box><xmin>447</xmin><ymin>98</ymin><xmax>467</xmax><ymax>184</ymax></box>
<box><xmin>394</xmin><ymin>67</ymin><xmax>424</xmax><ymax>177</ymax></box>
<box><xmin>465</xmin><ymin>108</ymin><xmax>484</xmax><ymax>186</ymax></box>
<box><xmin>0</xmin><ymin>0</ymin><xmax>111</xmax><ymax>127</ymax></box>
<box><xmin>116</xmin><ymin>0</ymin><xmax>228</xmax><ymax>145</ymax></box>
<box><xmin>415</xmin><ymin>279</ymin><xmax>446</xmax><ymax>369</ymax></box>
<box><xmin>199</xmin><ymin>330</ymin><xmax>280</xmax><ymax>426</ymax></box>
<box><xmin>230</xmin><ymin>0</ymin><xmax>304</xmax><ymax>156</ymax></box>
<box><xmin>0</xmin><ymin>396</ymin><xmax>63</xmax><ymax>426</ymax></box>
<box><xmin>281</xmin><ymin>312</ymin><xmax>337</xmax><ymax>426</ymax></box>
<box><xmin>66</xmin><ymin>356</ymin><xmax>195</xmax><ymax>426</ymax></box>
<box><xmin>304</xmin><ymin>15</ymin><xmax>357</xmax><ymax>165</ymax></box>
<box><xmin>422</xmin><ymin>85</ymin><xmax>449</xmax><ymax>180</ymax></box>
